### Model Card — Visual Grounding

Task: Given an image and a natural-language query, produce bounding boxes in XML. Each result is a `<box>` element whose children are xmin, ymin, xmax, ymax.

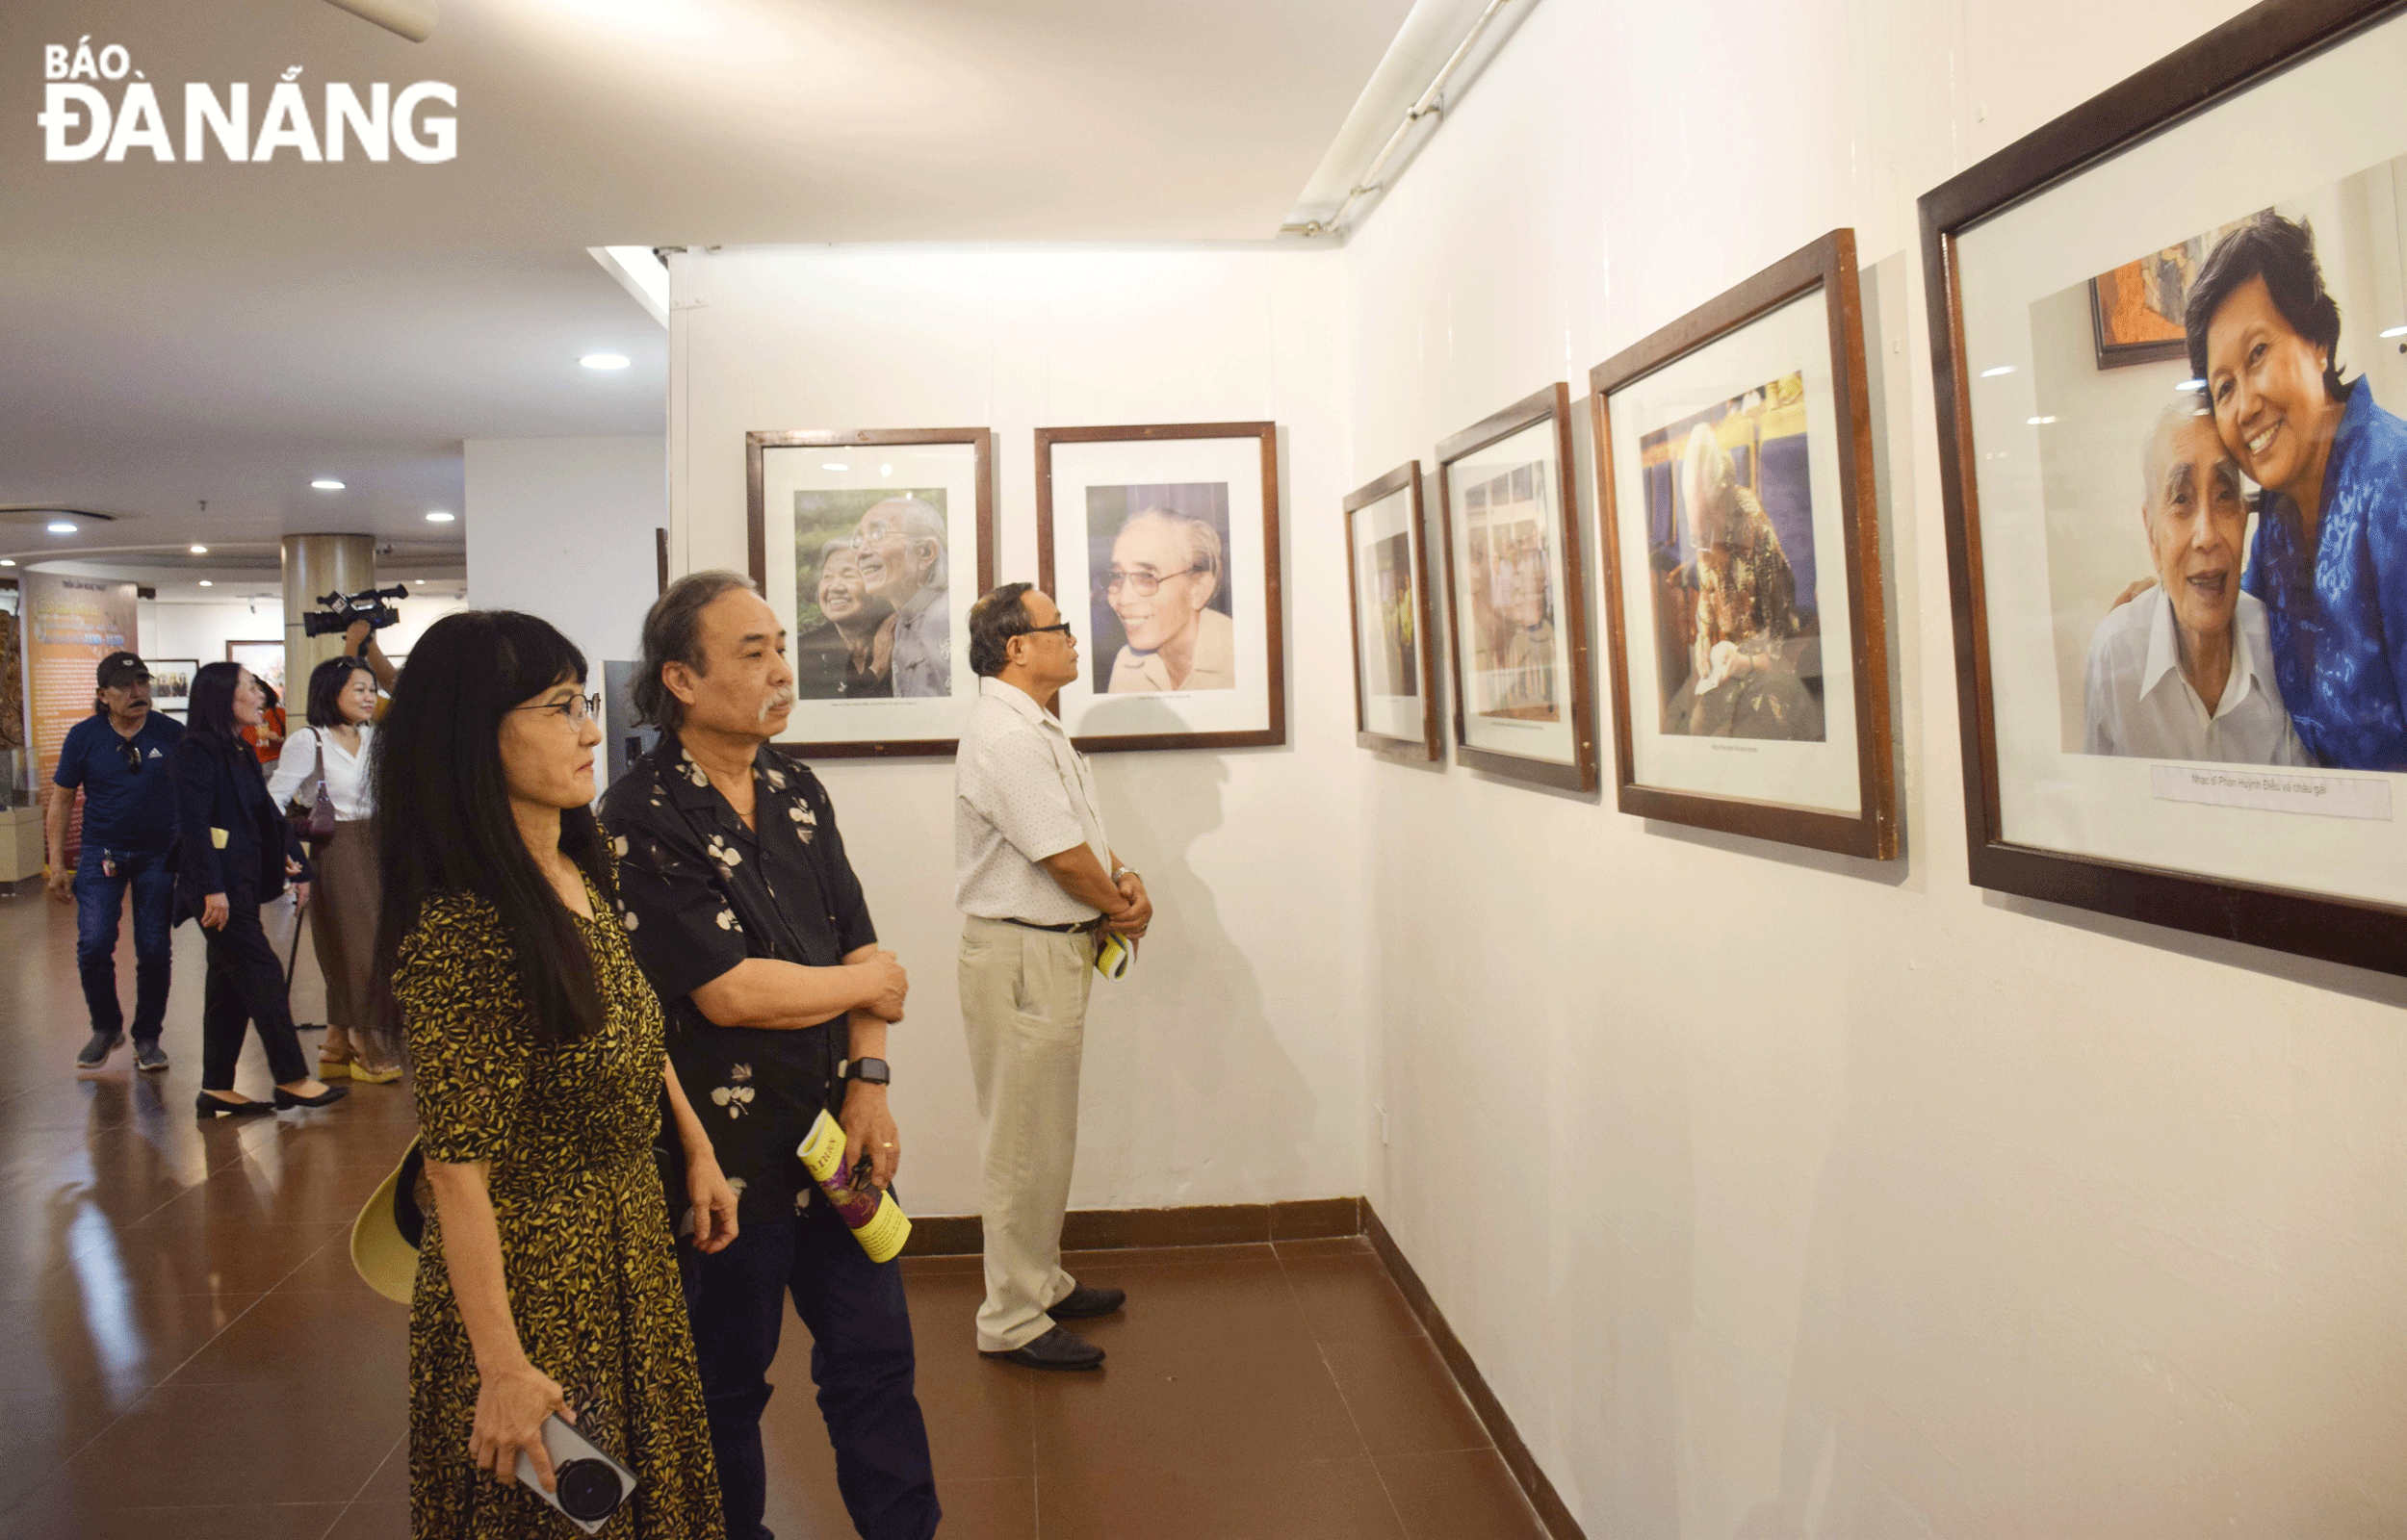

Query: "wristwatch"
<box><xmin>1112</xmin><ymin>865</ymin><xmax>1139</xmax><ymax>884</ymax></box>
<box><xmin>840</xmin><ymin>1057</ymin><xmax>891</xmax><ymax>1087</ymax></box>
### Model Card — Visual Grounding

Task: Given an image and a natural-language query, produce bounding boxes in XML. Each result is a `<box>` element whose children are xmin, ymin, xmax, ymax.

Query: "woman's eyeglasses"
<box><xmin>1098</xmin><ymin>568</ymin><xmax>1198</xmax><ymax>599</ymax></box>
<box><xmin>511</xmin><ymin>692</ymin><xmax>603</xmax><ymax>726</ymax></box>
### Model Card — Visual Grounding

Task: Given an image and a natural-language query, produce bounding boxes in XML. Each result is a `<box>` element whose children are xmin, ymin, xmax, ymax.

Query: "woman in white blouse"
<box><xmin>269</xmin><ymin>655</ymin><xmax>399</xmax><ymax>1081</ymax></box>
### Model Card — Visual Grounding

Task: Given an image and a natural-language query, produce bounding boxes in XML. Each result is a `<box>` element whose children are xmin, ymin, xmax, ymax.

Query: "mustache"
<box><xmin>758</xmin><ymin>687</ymin><xmax>796</xmax><ymax>722</ymax></box>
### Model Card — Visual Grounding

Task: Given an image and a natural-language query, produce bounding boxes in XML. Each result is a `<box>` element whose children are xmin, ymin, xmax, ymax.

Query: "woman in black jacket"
<box><xmin>175</xmin><ymin>662</ymin><xmax>349</xmax><ymax>1117</ymax></box>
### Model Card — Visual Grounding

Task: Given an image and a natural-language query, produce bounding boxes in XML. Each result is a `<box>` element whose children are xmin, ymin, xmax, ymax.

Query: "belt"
<box><xmin>995</xmin><ymin>915</ymin><xmax>1103</xmax><ymax>935</ymax></box>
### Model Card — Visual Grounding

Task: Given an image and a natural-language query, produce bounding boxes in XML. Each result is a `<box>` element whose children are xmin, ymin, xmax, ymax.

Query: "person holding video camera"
<box><xmin>378</xmin><ymin>609</ymin><xmax>735</xmax><ymax>1540</ymax></box>
<box><xmin>268</xmin><ymin>654</ymin><xmax>401</xmax><ymax>1082</ymax></box>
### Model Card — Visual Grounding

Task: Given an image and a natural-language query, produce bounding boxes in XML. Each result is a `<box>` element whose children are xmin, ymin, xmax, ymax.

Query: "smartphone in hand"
<box><xmin>515</xmin><ymin>1412</ymin><xmax>637</xmax><ymax>1536</ymax></box>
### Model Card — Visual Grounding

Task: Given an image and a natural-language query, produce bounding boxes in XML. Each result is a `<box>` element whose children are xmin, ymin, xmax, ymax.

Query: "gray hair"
<box><xmin>2139</xmin><ymin>398</ymin><xmax>2238</xmax><ymax>513</ymax></box>
<box><xmin>1121</xmin><ymin>506</ymin><xmax>1223</xmax><ymax>592</ymax></box>
<box><xmin>634</xmin><ymin>570</ymin><xmax>759</xmax><ymax>735</ymax></box>
<box><xmin>861</xmin><ymin>497</ymin><xmax>948</xmax><ymax>591</ymax></box>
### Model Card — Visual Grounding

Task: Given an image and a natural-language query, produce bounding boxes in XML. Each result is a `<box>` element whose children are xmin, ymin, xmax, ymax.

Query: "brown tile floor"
<box><xmin>0</xmin><ymin>884</ymin><xmax>1546</xmax><ymax>1539</ymax></box>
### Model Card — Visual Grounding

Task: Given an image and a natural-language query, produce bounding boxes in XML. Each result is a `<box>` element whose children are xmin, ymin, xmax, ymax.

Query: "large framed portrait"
<box><xmin>1592</xmin><ymin>230</ymin><xmax>1898</xmax><ymax>858</ymax></box>
<box><xmin>745</xmin><ymin>427</ymin><xmax>996</xmax><ymax>757</ymax></box>
<box><xmin>1435</xmin><ymin>384</ymin><xmax>1598</xmax><ymax>791</ymax></box>
<box><xmin>1033</xmin><ymin>422</ymin><xmax>1285</xmax><ymax>753</ymax></box>
<box><xmin>224</xmin><ymin>640</ymin><xmax>285</xmax><ymax>698</ymax></box>
<box><xmin>1923</xmin><ymin>0</ymin><xmax>2407</xmax><ymax>974</ymax></box>
<box><xmin>1343</xmin><ymin>462</ymin><xmax>1442</xmax><ymax>760</ymax></box>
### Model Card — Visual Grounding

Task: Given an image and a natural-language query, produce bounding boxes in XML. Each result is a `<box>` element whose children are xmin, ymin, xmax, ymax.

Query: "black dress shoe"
<box><xmin>194</xmin><ymin>1091</ymin><xmax>275</xmax><ymax>1118</ymax></box>
<box><xmin>982</xmin><ymin>1325</ymin><xmax>1104</xmax><ymax>1371</ymax></box>
<box><xmin>1048</xmin><ymin>1283</ymin><xmax>1126</xmax><ymax>1321</ymax></box>
<box><xmin>273</xmin><ymin>1083</ymin><xmax>350</xmax><ymax>1110</ymax></box>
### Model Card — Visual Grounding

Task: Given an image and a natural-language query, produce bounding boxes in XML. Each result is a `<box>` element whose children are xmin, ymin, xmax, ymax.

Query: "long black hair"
<box><xmin>306</xmin><ymin>654</ymin><xmax>373</xmax><ymax>731</ymax></box>
<box><xmin>371</xmin><ymin>611</ymin><xmax>611</xmax><ymax>1048</ymax></box>
<box><xmin>186</xmin><ymin>661</ymin><xmax>249</xmax><ymax>745</ymax></box>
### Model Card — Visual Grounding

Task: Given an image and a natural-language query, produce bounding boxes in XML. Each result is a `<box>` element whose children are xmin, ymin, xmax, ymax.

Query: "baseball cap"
<box><xmin>95</xmin><ymin>652</ymin><xmax>151</xmax><ymax>688</ymax></box>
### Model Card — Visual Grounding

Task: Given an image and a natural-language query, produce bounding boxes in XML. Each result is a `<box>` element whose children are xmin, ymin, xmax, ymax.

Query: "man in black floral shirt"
<box><xmin>602</xmin><ymin>572</ymin><xmax>938</xmax><ymax>1540</ymax></box>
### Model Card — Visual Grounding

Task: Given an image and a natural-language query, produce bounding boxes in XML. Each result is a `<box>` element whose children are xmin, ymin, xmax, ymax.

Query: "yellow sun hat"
<box><xmin>350</xmin><ymin>1141</ymin><xmax>427</xmax><ymax>1304</ymax></box>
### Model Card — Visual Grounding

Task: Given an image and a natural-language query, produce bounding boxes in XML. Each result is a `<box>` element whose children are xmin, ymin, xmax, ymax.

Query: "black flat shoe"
<box><xmin>273</xmin><ymin>1083</ymin><xmax>350</xmax><ymax>1110</ymax></box>
<box><xmin>194</xmin><ymin>1091</ymin><xmax>274</xmax><ymax>1118</ymax></box>
<box><xmin>982</xmin><ymin>1325</ymin><xmax>1104</xmax><ymax>1371</ymax></box>
<box><xmin>1048</xmin><ymin>1283</ymin><xmax>1127</xmax><ymax>1321</ymax></box>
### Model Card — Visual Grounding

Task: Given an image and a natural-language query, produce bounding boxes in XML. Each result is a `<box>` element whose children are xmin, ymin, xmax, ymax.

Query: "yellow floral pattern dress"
<box><xmin>397</xmin><ymin>882</ymin><xmax>724</xmax><ymax>1540</ymax></box>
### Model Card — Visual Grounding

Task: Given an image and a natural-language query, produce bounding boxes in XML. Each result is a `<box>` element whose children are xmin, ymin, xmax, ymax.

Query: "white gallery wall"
<box><xmin>670</xmin><ymin>245</ymin><xmax>1367</xmax><ymax>1220</ymax></box>
<box><xmin>1345</xmin><ymin>0</ymin><xmax>2407</xmax><ymax>1536</ymax></box>
<box><xmin>644</xmin><ymin>0</ymin><xmax>2407</xmax><ymax>1532</ymax></box>
<box><xmin>465</xmin><ymin>435</ymin><xmax>667</xmax><ymax>691</ymax></box>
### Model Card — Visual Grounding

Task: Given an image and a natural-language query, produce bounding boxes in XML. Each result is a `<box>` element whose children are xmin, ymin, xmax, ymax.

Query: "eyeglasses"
<box><xmin>1022</xmin><ymin>622</ymin><xmax>1074</xmax><ymax>641</ymax></box>
<box><xmin>1100</xmin><ymin>567</ymin><xmax>1200</xmax><ymax>599</ymax></box>
<box><xmin>511</xmin><ymin>692</ymin><xmax>602</xmax><ymax>726</ymax></box>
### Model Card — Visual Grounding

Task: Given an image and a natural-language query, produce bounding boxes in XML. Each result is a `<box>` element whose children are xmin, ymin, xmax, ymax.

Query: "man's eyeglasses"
<box><xmin>1022</xmin><ymin>622</ymin><xmax>1074</xmax><ymax>640</ymax></box>
<box><xmin>1100</xmin><ymin>567</ymin><xmax>1199</xmax><ymax>599</ymax></box>
<box><xmin>511</xmin><ymin>692</ymin><xmax>603</xmax><ymax>726</ymax></box>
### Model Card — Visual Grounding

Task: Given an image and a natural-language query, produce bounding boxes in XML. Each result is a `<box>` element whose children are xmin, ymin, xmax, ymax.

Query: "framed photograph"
<box><xmin>146</xmin><ymin>659</ymin><xmax>197</xmax><ymax>714</ymax></box>
<box><xmin>1034</xmin><ymin>422</ymin><xmax>1285</xmax><ymax>753</ymax></box>
<box><xmin>746</xmin><ymin>427</ymin><xmax>996</xmax><ymax>757</ymax></box>
<box><xmin>1343</xmin><ymin>462</ymin><xmax>1442</xmax><ymax>760</ymax></box>
<box><xmin>1435</xmin><ymin>384</ymin><xmax>1598</xmax><ymax>791</ymax></box>
<box><xmin>224</xmin><ymin>640</ymin><xmax>285</xmax><ymax>698</ymax></box>
<box><xmin>1592</xmin><ymin>229</ymin><xmax>1897</xmax><ymax>858</ymax></box>
<box><xmin>1923</xmin><ymin>0</ymin><xmax>2407</xmax><ymax>974</ymax></box>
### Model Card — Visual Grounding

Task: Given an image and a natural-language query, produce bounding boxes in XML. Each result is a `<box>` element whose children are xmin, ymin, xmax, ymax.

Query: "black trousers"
<box><xmin>682</xmin><ymin>1194</ymin><xmax>940</xmax><ymax>1540</ymax></box>
<box><xmin>198</xmin><ymin>883</ymin><xmax>309</xmax><ymax>1091</ymax></box>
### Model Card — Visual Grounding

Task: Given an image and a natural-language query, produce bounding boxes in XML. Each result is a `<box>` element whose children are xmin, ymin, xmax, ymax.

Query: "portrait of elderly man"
<box><xmin>2083</xmin><ymin>399</ymin><xmax>2311</xmax><ymax>764</ymax></box>
<box><xmin>1101</xmin><ymin>506</ymin><xmax>1235</xmax><ymax>693</ymax></box>
<box><xmin>853</xmin><ymin>497</ymin><xmax>950</xmax><ymax>699</ymax></box>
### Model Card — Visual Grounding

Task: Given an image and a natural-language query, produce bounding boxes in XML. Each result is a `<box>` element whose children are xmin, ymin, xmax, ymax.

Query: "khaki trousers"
<box><xmin>959</xmin><ymin>914</ymin><xmax>1097</xmax><ymax>1352</ymax></box>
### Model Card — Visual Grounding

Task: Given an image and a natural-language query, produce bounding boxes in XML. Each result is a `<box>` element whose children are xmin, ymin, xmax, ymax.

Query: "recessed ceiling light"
<box><xmin>0</xmin><ymin>559</ymin><xmax>16</xmax><ymax>567</ymax></box>
<box><xmin>198</xmin><ymin>579</ymin><xmax>214</xmax><ymax>587</ymax></box>
<box><xmin>2027</xmin><ymin>416</ymin><xmax>2058</xmax><ymax>425</ymax></box>
<box><xmin>312</xmin><ymin>478</ymin><xmax>345</xmax><ymax>490</ymax></box>
<box><xmin>880</xmin><ymin>464</ymin><xmax>893</xmax><ymax>477</ymax></box>
<box><xmin>2177</xmin><ymin>378</ymin><xmax>2206</xmax><ymax>391</ymax></box>
<box><xmin>581</xmin><ymin>353</ymin><xmax>632</xmax><ymax>371</ymax></box>
<box><xmin>2382</xmin><ymin>324</ymin><xmax>2407</xmax><ymax>339</ymax></box>
<box><xmin>46</xmin><ymin>520</ymin><xmax>76</xmax><ymax>534</ymax></box>
<box><xmin>1980</xmin><ymin>365</ymin><xmax>2015</xmax><ymax>378</ymax></box>
<box><xmin>190</xmin><ymin>544</ymin><xmax>209</xmax><ymax>554</ymax></box>
<box><xmin>414</xmin><ymin>578</ymin><xmax>426</xmax><ymax>585</ymax></box>
<box><xmin>426</xmin><ymin>510</ymin><xmax>456</xmax><ymax>523</ymax></box>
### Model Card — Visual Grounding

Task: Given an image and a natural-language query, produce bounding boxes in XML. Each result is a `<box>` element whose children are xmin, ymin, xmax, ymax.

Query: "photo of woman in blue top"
<box><xmin>2184</xmin><ymin>212</ymin><xmax>2407</xmax><ymax>771</ymax></box>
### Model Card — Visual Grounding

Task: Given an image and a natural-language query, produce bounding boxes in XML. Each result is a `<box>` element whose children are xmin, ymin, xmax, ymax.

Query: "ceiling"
<box><xmin>0</xmin><ymin>0</ymin><xmax>1415</xmax><ymax>580</ymax></box>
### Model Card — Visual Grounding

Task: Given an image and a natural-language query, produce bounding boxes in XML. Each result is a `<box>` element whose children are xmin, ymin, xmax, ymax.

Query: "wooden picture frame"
<box><xmin>1034</xmin><ymin>421</ymin><xmax>1286</xmax><ymax>754</ymax></box>
<box><xmin>1434</xmin><ymin>384</ymin><xmax>1598</xmax><ymax>792</ymax></box>
<box><xmin>145</xmin><ymin>659</ymin><xmax>198</xmax><ymax>714</ymax></box>
<box><xmin>1342</xmin><ymin>462</ymin><xmax>1442</xmax><ymax>760</ymax></box>
<box><xmin>744</xmin><ymin>426</ymin><xmax>996</xmax><ymax>758</ymax></box>
<box><xmin>1590</xmin><ymin>229</ymin><xmax>1897</xmax><ymax>859</ymax></box>
<box><xmin>223</xmin><ymin>639</ymin><xmax>286</xmax><ymax>699</ymax></box>
<box><xmin>1922</xmin><ymin>0</ymin><xmax>2407</xmax><ymax>975</ymax></box>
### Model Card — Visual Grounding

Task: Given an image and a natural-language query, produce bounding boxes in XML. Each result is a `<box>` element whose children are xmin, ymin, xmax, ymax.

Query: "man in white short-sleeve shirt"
<box><xmin>2082</xmin><ymin>400</ymin><xmax>2312</xmax><ymax>766</ymax></box>
<box><xmin>954</xmin><ymin>582</ymin><xmax>1152</xmax><ymax>1370</ymax></box>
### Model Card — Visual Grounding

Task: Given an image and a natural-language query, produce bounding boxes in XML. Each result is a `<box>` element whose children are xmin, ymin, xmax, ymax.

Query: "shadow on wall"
<box><xmin>1078</xmin><ymin>743</ymin><xmax>1316</xmax><ymax>1205</ymax></box>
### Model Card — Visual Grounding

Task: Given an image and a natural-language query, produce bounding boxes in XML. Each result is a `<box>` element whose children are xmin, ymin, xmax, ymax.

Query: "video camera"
<box><xmin>301</xmin><ymin>584</ymin><xmax>410</xmax><ymax>639</ymax></box>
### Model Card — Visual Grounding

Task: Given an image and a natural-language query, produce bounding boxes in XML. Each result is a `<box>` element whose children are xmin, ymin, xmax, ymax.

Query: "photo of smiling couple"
<box><xmin>2044</xmin><ymin>172</ymin><xmax>2407</xmax><ymax>775</ymax></box>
